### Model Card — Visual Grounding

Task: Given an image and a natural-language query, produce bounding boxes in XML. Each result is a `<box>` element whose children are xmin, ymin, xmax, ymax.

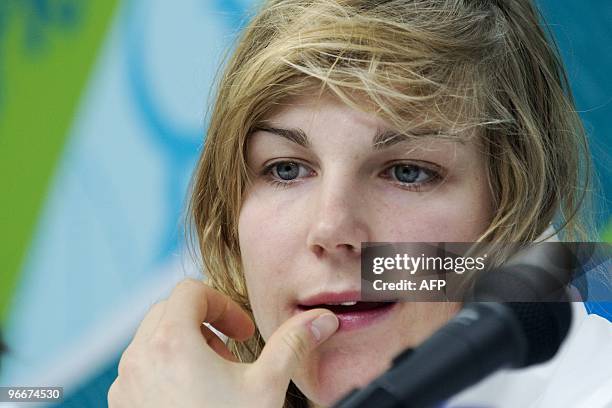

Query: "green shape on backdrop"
<box><xmin>604</xmin><ymin>221</ymin><xmax>612</xmax><ymax>243</ymax></box>
<box><xmin>0</xmin><ymin>1</ymin><xmax>119</xmax><ymax>324</ymax></box>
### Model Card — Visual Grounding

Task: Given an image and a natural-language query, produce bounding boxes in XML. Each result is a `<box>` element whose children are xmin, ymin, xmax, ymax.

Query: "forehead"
<box><xmin>262</xmin><ymin>93</ymin><xmax>386</xmax><ymax>132</ymax></box>
<box><xmin>252</xmin><ymin>93</ymin><xmax>472</xmax><ymax>149</ymax></box>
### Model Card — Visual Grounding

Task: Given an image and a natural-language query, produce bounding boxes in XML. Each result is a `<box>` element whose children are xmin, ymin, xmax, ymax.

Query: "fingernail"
<box><xmin>310</xmin><ymin>313</ymin><xmax>339</xmax><ymax>342</ymax></box>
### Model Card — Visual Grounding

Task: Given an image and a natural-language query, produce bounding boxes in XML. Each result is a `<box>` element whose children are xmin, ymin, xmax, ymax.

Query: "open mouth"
<box><xmin>297</xmin><ymin>301</ymin><xmax>395</xmax><ymax>314</ymax></box>
<box><xmin>297</xmin><ymin>301</ymin><xmax>398</xmax><ymax>331</ymax></box>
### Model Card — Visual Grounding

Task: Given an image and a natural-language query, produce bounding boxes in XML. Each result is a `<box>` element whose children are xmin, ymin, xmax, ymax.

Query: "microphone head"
<box><xmin>506</xmin><ymin>301</ymin><xmax>572</xmax><ymax>366</ymax></box>
<box><xmin>463</xmin><ymin>243</ymin><xmax>575</xmax><ymax>367</ymax></box>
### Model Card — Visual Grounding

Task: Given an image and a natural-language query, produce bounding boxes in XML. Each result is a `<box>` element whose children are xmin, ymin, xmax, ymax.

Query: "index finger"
<box><xmin>162</xmin><ymin>278</ymin><xmax>255</xmax><ymax>341</ymax></box>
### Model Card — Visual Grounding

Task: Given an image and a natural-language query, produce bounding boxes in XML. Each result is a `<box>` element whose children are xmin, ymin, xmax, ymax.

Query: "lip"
<box><xmin>298</xmin><ymin>290</ymin><xmax>362</xmax><ymax>306</ymax></box>
<box><xmin>295</xmin><ymin>290</ymin><xmax>398</xmax><ymax>332</ymax></box>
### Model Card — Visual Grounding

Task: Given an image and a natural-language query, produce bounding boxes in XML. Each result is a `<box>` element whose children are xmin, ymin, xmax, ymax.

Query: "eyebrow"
<box><xmin>251</xmin><ymin>123</ymin><xmax>449</xmax><ymax>150</ymax></box>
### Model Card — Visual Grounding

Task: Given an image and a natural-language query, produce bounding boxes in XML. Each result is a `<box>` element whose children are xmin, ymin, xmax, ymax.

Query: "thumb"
<box><xmin>254</xmin><ymin>309</ymin><xmax>339</xmax><ymax>383</ymax></box>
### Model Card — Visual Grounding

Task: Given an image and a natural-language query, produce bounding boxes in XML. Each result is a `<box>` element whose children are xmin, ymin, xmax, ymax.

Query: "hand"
<box><xmin>108</xmin><ymin>278</ymin><xmax>339</xmax><ymax>407</ymax></box>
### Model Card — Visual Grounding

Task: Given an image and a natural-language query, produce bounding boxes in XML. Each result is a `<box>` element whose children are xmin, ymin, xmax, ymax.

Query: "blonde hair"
<box><xmin>187</xmin><ymin>1</ymin><xmax>594</xmax><ymax>406</ymax></box>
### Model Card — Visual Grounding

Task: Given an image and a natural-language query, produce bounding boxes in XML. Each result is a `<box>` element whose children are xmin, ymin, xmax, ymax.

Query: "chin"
<box><xmin>296</xmin><ymin>343</ymin><xmax>394</xmax><ymax>406</ymax></box>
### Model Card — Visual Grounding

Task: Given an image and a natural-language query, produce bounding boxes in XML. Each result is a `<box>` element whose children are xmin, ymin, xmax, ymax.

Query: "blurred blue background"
<box><xmin>0</xmin><ymin>1</ymin><xmax>610</xmax><ymax>406</ymax></box>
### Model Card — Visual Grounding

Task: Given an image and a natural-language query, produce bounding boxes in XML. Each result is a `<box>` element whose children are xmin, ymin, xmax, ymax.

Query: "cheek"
<box><xmin>239</xmin><ymin>187</ymin><xmax>305</xmax><ymax>248</ymax></box>
<box><xmin>377</xmin><ymin>184</ymin><xmax>491</xmax><ymax>241</ymax></box>
<box><xmin>238</xmin><ymin>193</ymin><xmax>302</xmax><ymax>338</ymax></box>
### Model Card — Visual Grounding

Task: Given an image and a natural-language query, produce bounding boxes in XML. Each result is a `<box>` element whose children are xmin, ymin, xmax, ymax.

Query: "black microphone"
<box><xmin>333</xmin><ymin>244</ymin><xmax>574</xmax><ymax>408</ymax></box>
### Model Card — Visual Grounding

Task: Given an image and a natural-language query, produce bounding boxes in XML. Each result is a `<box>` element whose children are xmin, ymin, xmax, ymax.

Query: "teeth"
<box><xmin>325</xmin><ymin>301</ymin><xmax>357</xmax><ymax>306</ymax></box>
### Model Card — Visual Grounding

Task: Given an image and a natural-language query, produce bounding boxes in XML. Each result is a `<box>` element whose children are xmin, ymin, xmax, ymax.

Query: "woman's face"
<box><xmin>238</xmin><ymin>94</ymin><xmax>493</xmax><ymax>406</ymax></box>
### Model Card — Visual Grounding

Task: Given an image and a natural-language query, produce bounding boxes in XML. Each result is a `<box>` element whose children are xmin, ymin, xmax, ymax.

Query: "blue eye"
<box><xmin>385</xmin><ymin>163</ymin><xmax>441</xmax><ymax>190</ymax></box>
<box><xmin>274</xmin><ymin>162</ymin><xmax>300</xmax><ymax>180</ymax></box>
<box><xmin>393</xmin><ymin>164</ymin><xmax>430</xmax><ymax>183</ymax></box>
<box><xmin>262</xmin><ymin>161</ymin><xmax>313</xmax><ymax>188</ymax></box>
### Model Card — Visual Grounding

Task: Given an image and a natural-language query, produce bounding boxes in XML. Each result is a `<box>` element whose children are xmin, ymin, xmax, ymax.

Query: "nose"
<box><xmin>306</xmin><ymin>177</ymin><xmax>370</xmax><ymax>260</ymax></box>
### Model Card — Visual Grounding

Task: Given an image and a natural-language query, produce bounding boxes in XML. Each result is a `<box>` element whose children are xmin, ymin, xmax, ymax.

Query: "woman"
<box><xmin>108</xmin><ymin>0</ymin><xmax>610</xmax><ymax>407</ymax></box>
